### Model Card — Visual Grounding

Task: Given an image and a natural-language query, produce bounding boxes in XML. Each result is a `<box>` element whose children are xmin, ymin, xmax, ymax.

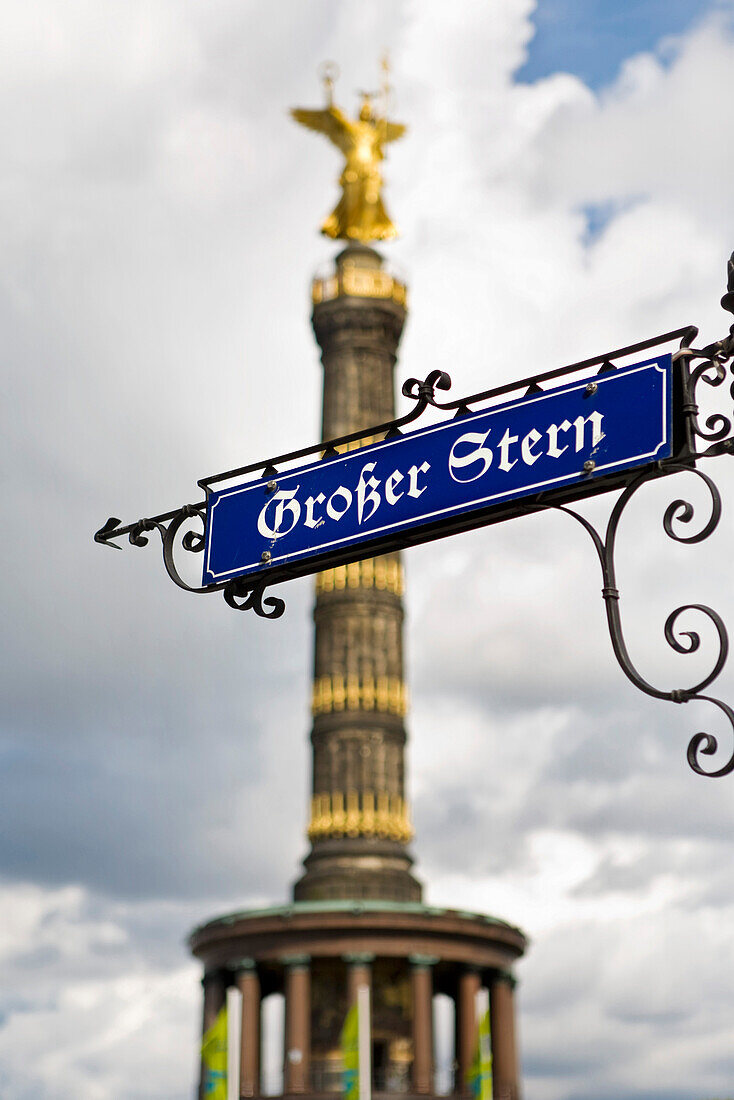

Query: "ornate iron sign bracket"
<box><xmin>96</xmin><ymin>257</ymin><xmax>734</xmax><ymax>776</ymax></box>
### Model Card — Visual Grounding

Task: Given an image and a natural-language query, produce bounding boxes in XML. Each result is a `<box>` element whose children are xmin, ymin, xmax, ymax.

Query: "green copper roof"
<box><xmin>191</xmin><ymin>898</ymin><xmax>522</xmax><ymax>938</ymax></box>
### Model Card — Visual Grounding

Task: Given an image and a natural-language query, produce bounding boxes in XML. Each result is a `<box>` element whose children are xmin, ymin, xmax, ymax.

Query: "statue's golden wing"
<box><xmin>290</xmin><ymin>106</ymin><xmax>355</xmax><ymax>154</ymax></box>
<box><xmin>383</xmin><ymin>121</ymin><xmax>406</xmax><ymax>144</ymax></box>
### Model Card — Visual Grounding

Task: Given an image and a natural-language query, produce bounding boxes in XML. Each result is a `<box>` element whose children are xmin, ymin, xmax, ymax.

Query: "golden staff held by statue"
<box><xmin>291</xmin><ymin>59</ymin><xmax>406</xmax><ymax>243</ymax></box>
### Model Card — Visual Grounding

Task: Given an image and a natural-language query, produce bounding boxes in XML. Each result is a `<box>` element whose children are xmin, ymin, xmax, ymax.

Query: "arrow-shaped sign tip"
<box><xmin>94</xmin><ymin>517</ymin><xmax>122</xmax><ymax>549</ymax></box>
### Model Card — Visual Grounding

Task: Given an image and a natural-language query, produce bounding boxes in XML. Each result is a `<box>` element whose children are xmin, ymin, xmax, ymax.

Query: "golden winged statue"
<box><xmin>291</xmin><ymin>63</ymin><xmax>406</xmax><ymax>242</ymax></box>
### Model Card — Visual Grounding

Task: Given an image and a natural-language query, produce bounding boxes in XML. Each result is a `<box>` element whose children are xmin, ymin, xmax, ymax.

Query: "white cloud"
<box><xmin>535</xmin><ymin>13</ymin><xmax>734</xmax><ymax>219</ymax></box>
<box><xmin>0</xmin><ymin>883</ymin><xmax>201</xmax><ymax>1099</ymax></box>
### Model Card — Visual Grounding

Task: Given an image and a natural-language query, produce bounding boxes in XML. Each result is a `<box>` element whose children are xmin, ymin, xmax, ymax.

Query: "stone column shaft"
<box><xmin>284</xmin><ymin>961</ymin><xmax>311</xmax><ymax>1094</ymax></box>
<box><xmin>199</xmin><ymin>970</ymin><xmax>227</xmax><ymax>1100</ymax></box>
<box><xmin>490</xmin><ymin>975</ymin><xmax>520</xmax><ymax>1100</ymax></box>
<box><xmin>411</xmin><ymin>961</ymin><xmax>434</xmax><ymax>1095</ymax></box>
<box><xmin>236</xmin><ymin>965</ymin><xmax>261</xmax><ymax>1098</ymax></box>
<box><xmin>455</xmin><ymin>969</ymin><xmax>480</xmax><ymax>1096</ymax></box>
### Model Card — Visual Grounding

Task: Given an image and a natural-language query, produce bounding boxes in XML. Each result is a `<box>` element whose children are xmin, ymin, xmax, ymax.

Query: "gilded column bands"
<box><xmin>315</xmin><ymin>557</ymin><xmax>404</xmax><ymax>596</ymax></box>
<box><xmin>294</xmin><ymin>243</ymin><xmax>421</xmax><ymax>903</ymax></box>
<box><xmin>308</xmin><ymin>791</ymin><xmax>413</xmax><ymax>843</ymax></box>
<box><xmin>312</xmin><ymin>676</ymin><xmax>408</xmax><ymax>717</ymax></box>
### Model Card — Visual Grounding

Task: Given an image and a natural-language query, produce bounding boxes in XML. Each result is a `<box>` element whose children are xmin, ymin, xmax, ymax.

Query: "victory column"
<box><xmin>190</xmin><ymin>66</ymin><xmax>527</xmax><ymax>1100</ymax></box>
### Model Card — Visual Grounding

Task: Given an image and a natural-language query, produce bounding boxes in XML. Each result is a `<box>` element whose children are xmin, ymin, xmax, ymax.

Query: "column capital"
<box><xmin>409</xmin><ymin>953</ymin><xmax>439</xmax><ymax>968</ymax></box>
<box><xmin>343</xmin><ymin>952</ymin><xmax>375</xmax><ymax>965</ymax></box>
<box><xmin>281</xmin><ymin>953</ymin><xmax>311</xmax><ymax>969</ymax></box>
<box><xmin>201</xmin><ymin>968</ymin><xmax>227</xmax><ymax>987</ymax></box>
<box><xmin>492</xmin><ymin>968</ymin><xmax>518</xmax><ymax>990</ymax></box>
<box><xmin>232</xmin><ymin>957</ymin><xmax>257</xmax><ymax>974</ymax></box>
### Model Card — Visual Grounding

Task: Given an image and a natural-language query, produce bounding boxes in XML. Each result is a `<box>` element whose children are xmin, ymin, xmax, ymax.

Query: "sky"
<box><xmin>2</xmin><ymin>1</ymin><xmax>734</xmax><ymax>1098</ymax></box>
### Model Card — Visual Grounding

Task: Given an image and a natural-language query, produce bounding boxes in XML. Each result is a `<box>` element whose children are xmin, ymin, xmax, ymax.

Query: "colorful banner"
<box><xmin>341</xmin><ymin>1003</ymin><xmax>359</xmax><ymax>1100</ymax></box>
<box><xmin>201</xmin><ymin>1005</ymin><xmax>228</xmax><ymax>1100</ymax></box>
<box><xmin>466</xmin><ymin>1009</ymin><xmax>492</xmax><ymax>1100</ymax></box>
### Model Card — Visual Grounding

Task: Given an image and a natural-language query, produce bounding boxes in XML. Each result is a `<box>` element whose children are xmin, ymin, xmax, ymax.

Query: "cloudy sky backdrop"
<box><xmin>3</xmin><ymin>1</ymin><xmax>734</xmax><ymax>1097</ymax></box>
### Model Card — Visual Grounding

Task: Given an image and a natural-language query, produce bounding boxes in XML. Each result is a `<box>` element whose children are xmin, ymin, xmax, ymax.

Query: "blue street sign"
<box><xmin>203</xmin><ymin>355</ymin><xmax>673</xmax><ymax>586</ymax></box>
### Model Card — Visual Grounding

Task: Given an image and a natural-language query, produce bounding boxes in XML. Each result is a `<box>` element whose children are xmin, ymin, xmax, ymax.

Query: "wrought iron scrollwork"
<box><xmin>223</xmin><ymin>579</ymin><xmax>286</xmax><ymax>619</ymax></box>
<box><xmin>95</xmin><ymin>503</ymin><xmax>289</xmax><ymax>617</ymax></box>
<box><xmin>548</xmin><ymin>465</ymin><xmax>733</xmax><ymax>777</ymax></box>
<box><xmin>401</xmin><ymin>369</ymin><xmax>452</xmax><ymax>408</ymax></box>
<box><xmin>124</xmin><ymin>506</ymin><xmax>214</xmax><ymax>596</ymax></box>
<box><xmin>676</xmin><ymin>332</ymin><xmax>733</xmax><ymax>448</ymax></box>
<box><xmin>674</xmin><ymin>251</ymin><xmax>734</xmax><ymax>453</ymax></box>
